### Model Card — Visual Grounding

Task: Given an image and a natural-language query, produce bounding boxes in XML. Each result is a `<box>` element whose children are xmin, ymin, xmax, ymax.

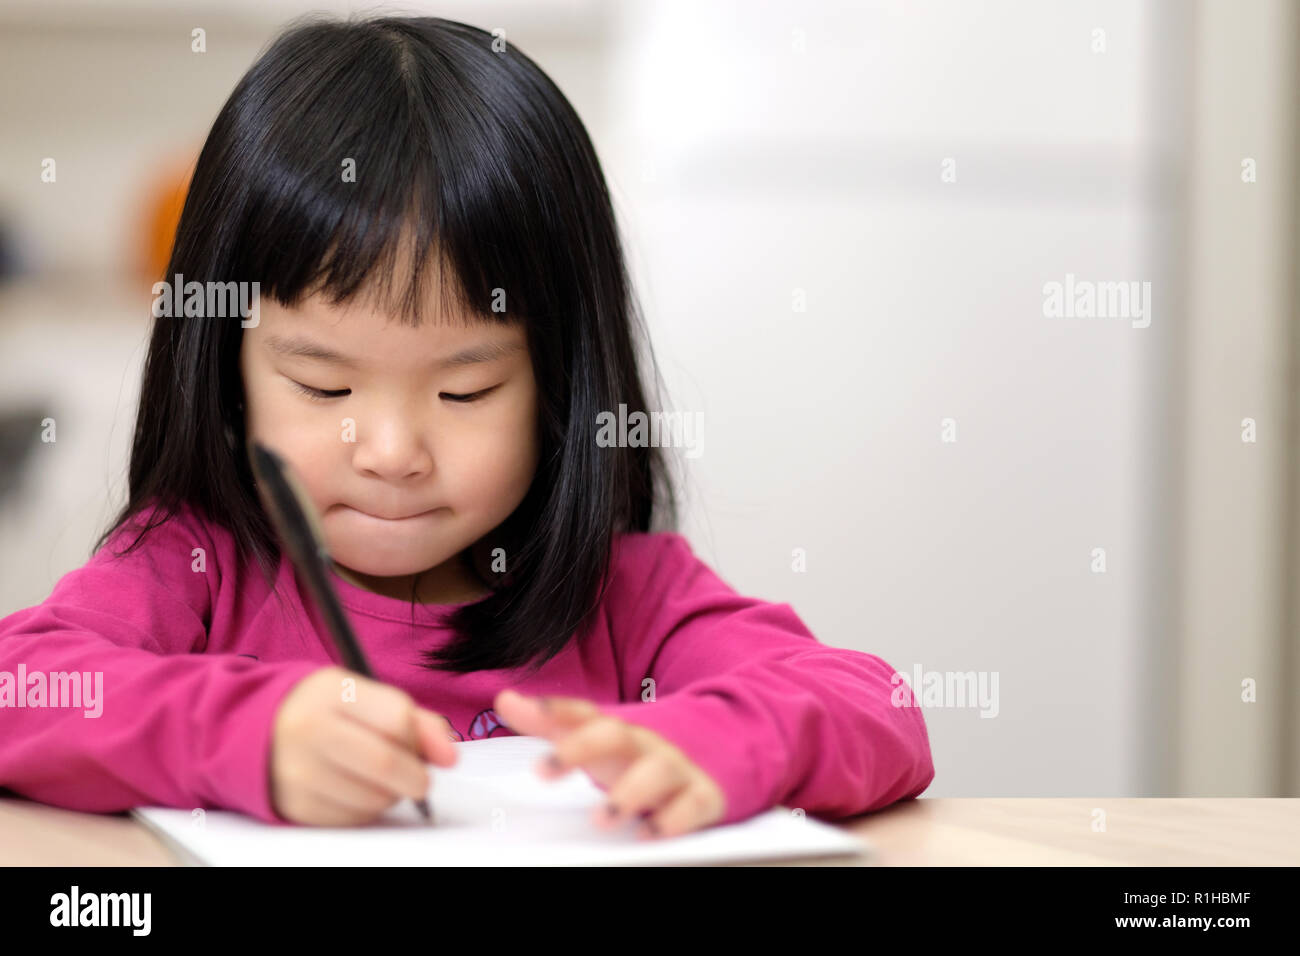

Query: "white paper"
<box><xmin>131</xmin><ymin>735</ymin><xmax>868</xmax><ymax>866</ymax></box>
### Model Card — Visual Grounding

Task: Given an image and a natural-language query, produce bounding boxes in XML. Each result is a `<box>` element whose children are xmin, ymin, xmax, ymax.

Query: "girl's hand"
<box><xmin>493</xmin><ymin>689</ymin><xmax>726</xmax><ymax>839</ymax></box>
<box><xmin>271</xmin><ymin>666</ymin><xmax>458</xmax><ymax>825</ymax></box>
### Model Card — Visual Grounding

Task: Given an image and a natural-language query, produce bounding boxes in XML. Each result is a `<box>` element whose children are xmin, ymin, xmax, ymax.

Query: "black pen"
<box><xmin>249</xmin><ymin>440</ymin><xmax>435</xmax><ymax>824</ymax></box>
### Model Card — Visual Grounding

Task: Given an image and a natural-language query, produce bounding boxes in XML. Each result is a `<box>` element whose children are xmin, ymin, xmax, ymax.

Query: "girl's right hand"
<box><xmin>270</xmin><ymin>666</ymin><xmax>458</xmax><ymax>825</ymax></box>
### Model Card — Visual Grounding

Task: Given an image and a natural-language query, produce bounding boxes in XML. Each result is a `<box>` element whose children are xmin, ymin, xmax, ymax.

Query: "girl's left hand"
<box><xmin>493</xmin><ymin>689</ymin><xmax>726</xmax><ymax>839</ymax></box>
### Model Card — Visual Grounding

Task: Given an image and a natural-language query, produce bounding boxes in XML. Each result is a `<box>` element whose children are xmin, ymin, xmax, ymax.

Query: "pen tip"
<box><xmin>415</xmin><ymin>796</ymin><xmax>433</xmax><ymax>824</ymax></box>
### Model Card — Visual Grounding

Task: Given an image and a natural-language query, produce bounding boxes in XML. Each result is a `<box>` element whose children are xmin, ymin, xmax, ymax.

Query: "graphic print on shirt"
<box><xmin>446</xmin><ymin>707</ymin><xmax>512</xmax><ymax>741</ymax></box>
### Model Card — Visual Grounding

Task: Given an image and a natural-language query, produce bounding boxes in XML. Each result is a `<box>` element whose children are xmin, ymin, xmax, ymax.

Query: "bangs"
<box><xmin>220</xmin><ymin>16</ymin><xmax>559</xmax><ymax>328</ymax></box>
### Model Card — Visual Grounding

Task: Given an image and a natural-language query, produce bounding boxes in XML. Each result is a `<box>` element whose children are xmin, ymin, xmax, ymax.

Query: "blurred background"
<box><xmin>0</xmin><ymin>0</ymin><xmax>1296</xmax><ymax>801</ymax></box>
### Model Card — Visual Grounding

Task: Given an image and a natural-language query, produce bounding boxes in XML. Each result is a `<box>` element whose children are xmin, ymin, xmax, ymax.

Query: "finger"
<box><xmin>539</xmin><ymin>716</ymin><xmax>643</xmax><ymax>783</ymax></box>
<box><xmin>306</xmin><ymin>756</ymin><xmax>406</xmax><ymax>818</ymax></box>
<box><xmin>335</xmin><ymin>676</ymin><xmax>424</xmax><ymax>759</ymax></box>
<box><xmin>278</xmin><ymin>748</ymin><xmax>403</xmax><ymax>826</ymax></box>
<box><xmin>297</xmin><ymin>782</ymin><xmax>390</xmax><ymax>827</ymax></box>
<box><xmin>414</xmin><ymin>709</ymin><xmax>459</xmax><ymax>767</ymax></box>
<box><xmin>494</xmin><ymin>689</ymin><xmax>601</xmax><ymax>740</ymax></box>
<box><xmin>532</xmin><ymin>693</ymin><xmax>602</xmax><ymax>722</ymax></box>
<box><xmin>315</xmin><ymin>714</ymin><xmax>430</xmax><ymax>801</ymax></box>
<box><xmin>593</xmin><ymin>752</ymin><xmax>687</xmax><ymax>831</ymax></box>
<box><xmin>280</xmin><ymin>788</ymin><xmax>359</xmax><ymax>827</ymax></box>
<box><xmin>642</xmin><ymin>780</ymin><xmax>727</xmax><ymax>839</ymax></box>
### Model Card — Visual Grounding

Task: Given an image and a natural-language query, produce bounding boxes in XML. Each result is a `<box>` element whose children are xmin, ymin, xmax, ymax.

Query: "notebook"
<box><xmin>131</xmin><ymin>735</ymin><xmax>869</xmax><ymax>866</ymax></box>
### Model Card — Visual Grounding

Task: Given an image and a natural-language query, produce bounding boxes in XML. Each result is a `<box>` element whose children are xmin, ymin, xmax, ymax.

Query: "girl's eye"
<box><xmin>289</xmin><ymin>380</ymin><xmax>499</xmax><ymax>404</ymax></box>
<box><xmin>440</xmin><ymin>386</ymin><xmax>499</xmax><ymax>404</ymax></box>
<box><xmin>291</xmin><ymin>381</ymin><xmax>350</xmax><ymax>402</ymax></box>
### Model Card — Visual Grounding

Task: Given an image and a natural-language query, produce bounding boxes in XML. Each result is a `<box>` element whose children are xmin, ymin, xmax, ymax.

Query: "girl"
<box><xmin>0</xmin><ymin>14</ymin><xmax>933</xmax><ymax>838</ymax></box>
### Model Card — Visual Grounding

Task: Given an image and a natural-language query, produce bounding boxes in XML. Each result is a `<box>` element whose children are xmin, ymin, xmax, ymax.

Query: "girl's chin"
<box><xmin>332</xmin><ymin>553</ymin><xmax>439</xmax><ymax>580</ymax></box>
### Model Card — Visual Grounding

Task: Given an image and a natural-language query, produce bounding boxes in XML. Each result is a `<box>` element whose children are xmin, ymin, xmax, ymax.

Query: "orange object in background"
<box><xmin>135</xmin><ymin>152</ymin><xmax>197</xmax><ymax>284</ymax></box>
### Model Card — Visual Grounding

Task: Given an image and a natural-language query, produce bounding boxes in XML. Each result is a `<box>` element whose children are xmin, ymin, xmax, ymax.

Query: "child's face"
<box><xmin>238</xmin><ymin>291</ymin><xmax>539</xmax><ymax>601</ymax></box>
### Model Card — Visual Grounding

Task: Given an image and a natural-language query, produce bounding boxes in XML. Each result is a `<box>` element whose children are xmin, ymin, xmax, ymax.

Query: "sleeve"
<box><xmin>0</xmin><ymin>503</ymin><xmax>324</xmax><ymax>823</ymax></box>
<box><xmin>594</xmin><ymin>532</ymin><xmax>935</xmax><ymax>826</ymax></box>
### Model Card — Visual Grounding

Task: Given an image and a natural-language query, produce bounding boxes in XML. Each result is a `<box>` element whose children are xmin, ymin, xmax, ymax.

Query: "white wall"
<box><xmin>602</xmin><ymin>0</ymin><xmax>1183</xmax><ymax>797</ymax></box>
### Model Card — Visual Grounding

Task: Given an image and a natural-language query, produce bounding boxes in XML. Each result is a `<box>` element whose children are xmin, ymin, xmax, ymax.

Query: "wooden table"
<box><xmin>0</xmin><ymin>796</ymin><xmax>1295</xmax><ymax>866</ymax></box>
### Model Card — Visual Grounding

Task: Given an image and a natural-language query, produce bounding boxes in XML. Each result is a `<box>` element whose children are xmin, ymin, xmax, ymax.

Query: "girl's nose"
<box><xmin>351</xmin><ymin>417</ymin><xmax>434</xmax><ymax>481</ymax></box>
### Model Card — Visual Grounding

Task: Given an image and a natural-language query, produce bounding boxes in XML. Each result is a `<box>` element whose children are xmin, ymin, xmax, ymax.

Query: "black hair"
<box><xmin>96</xmin><ymin>12</ymin><xmax>679</xmax><ymax>677</ymax></box>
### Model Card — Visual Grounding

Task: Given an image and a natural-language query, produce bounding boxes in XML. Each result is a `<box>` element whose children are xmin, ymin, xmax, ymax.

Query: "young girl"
<box><xmin>0</xmin><ymin>14</ymin><xmax>933</xmax><ymax>838</ymax></box>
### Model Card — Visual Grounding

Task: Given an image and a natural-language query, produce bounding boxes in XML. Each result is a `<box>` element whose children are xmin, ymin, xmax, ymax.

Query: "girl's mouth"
<box><xmin>342</xmin><ymin>505</ymin><xmax>443</xmax><ymax>522</ymax></box>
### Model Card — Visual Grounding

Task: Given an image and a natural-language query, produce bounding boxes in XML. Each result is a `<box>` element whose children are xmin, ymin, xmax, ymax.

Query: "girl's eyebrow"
<box><xmin>264</xmin><ymin>334</ymin><xmax>524</xmax><ymax>370</ymax></box>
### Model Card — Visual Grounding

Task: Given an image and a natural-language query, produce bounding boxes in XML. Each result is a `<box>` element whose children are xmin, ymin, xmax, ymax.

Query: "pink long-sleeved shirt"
<box><xmin>0</xmin><ymin>502</ymin><xmax>934</xmax><ymax>826</ymax></box>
